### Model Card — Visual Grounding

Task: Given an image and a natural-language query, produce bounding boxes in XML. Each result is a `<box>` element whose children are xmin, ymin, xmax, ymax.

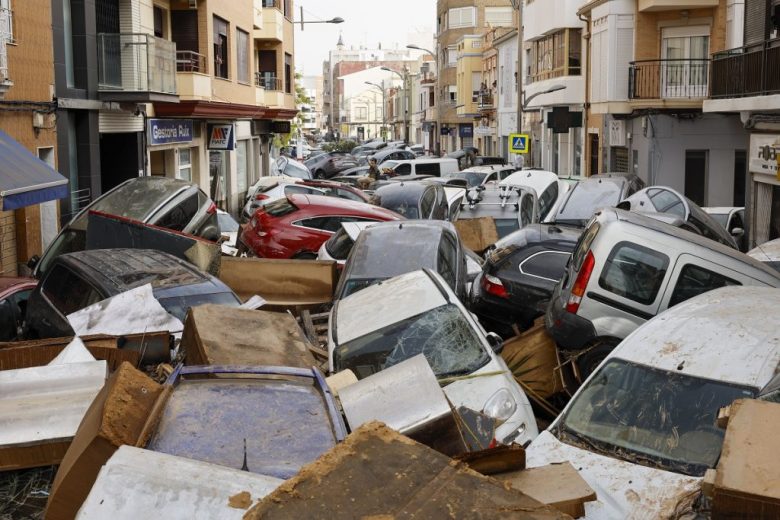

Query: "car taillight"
<box><xmin>250</xmin><ymin>216</ymin><xmax>267</xmax><ymax>237</ymax></box>
<box><xmin>481</xmin><ymin>273</ymin><xmax>508</xmax><ymax>299</ymax></box>
<box><xmin>255</xmin><ymin>193</ymin><xmax>269</xmax><ymax>201</ymax></box>
<box><xmin>207</xmin><ymin>202</ymin><xmax>217</xmax><ymax>215</ymax></box>
<box><xmin>566</xmin><ymin>250</ymin><xmax>595</xmax><ymax>314</ymax></box>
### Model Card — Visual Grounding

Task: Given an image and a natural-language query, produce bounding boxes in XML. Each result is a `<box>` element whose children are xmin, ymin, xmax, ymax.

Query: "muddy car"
<box><xmin>328</xmin><ymin>269</ymin><xmax>539</xmax><ymax>446</ymax></box>
<box><xmin>528</xmin><ymin>286</ymin><xmax>780</xmax><ymax>518</ymax></box>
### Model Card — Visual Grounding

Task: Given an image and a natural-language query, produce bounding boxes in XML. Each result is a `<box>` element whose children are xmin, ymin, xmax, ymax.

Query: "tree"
<box><xmin>274</xmin><ymin>72</ymin><xmax>311</xmax><ymax>149</ymax></box>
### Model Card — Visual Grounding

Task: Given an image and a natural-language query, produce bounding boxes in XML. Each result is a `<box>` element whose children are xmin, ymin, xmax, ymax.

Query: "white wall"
<box><xmin>590</xmin><ymin>0</ymin><xmax>634</xmax><ymax>103</ymax></box>
<box><xmin>524</xmin><ymin>0</ymin><xmax>583</xmax><ymax>40</ymax></box>
<box><xmin>496</xmin><ymin>35</ymin><xmax>518</xmax><ymax>159</ymax></box>
<box><xmin>726</xmin><ymin>0</ymin><xmax>745</xmax><ymax>49</ymax></box>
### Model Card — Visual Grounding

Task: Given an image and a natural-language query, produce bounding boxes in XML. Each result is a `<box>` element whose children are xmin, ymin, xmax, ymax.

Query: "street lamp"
<box><xmin>523</xmin><ymin>84</ymin><xmax>566</xmax><ymax>109</ymax></box>
<box><xmin>407</xmin><ymin>44</ymin><xmax>440</xmax><ymax>155</ymax></box>
<box><xmin>381</xmin><ymin>66</ymin><xmax>410</xmax><ymax>144</ymax></box>
<box><xmin>509</xmin><ymin>0</ymin><xmax>524</xmax><ymax>135</ymax></box>
<box><xmin>296</xmin><ymin>8</ymin><xmax>344</xmax><ymax>30</ymax></box>
<box><xmin>365</xmin><ymin>81</ymin><xmax>387</xmax><ymax>142</ymax></box>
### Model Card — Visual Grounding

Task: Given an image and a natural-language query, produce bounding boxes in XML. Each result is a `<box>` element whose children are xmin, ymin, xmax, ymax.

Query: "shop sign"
<box><xmin>749</xmin><ymin>134</ymin><xmax>780</xmax><ymax>179</ymax></box>
<box><xmin>207</xmin><ymin>123</ymin><xmax>235</xmax><ymax>150</ymax></box>
<box><xmin>271</xmin><ymin>121</ymin><xmax>292</xmax><ymax>134</ymax></box>
<box><xmin>459</xmin><ymin>124</ymin><xmax>474</xmax><ymax>138</ymax></box>
<box><xmin>475</xmin><ymin>126</ymin><xmax>493</xmax><ymax>136</ymax></box>
<box><xmin>147</xmin><ymin>119</ymin><xmax>193</xmax><ymax>146</ymax></box>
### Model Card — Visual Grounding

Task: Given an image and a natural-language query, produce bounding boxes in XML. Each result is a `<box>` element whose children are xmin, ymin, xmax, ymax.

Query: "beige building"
<box><xmin>436</xmin><ymin>0</ymin><xmax>515</xmax><ymax>154</ymax></box>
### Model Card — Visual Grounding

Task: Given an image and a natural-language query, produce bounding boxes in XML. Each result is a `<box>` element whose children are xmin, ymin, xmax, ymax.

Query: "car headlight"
<box><xmin>482</xmin><ymin>388</ymin><xmax>517</xmax><ymax>421</ymax></box>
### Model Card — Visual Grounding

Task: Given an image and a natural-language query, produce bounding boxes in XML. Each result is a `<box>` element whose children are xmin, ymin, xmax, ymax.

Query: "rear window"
<box><xmin>571</xmin><ymin>221</ymin><xmax>600</xmax><ymax>271</ymax></box>
<box><xmin>152</xmin><ymin>193</ymin><xmax>200</xmax><ymax>231</ymax></box>
<box><xmin>555</xmin><ymin>181</ymin><xmax>622</xmax><ymax>226</ymax></box>
<box><xmin>157</xmin><ymin>291</ymin><xmax>240</xmax><ymax>321</ymax></box>
<box><xmin>668</xmin><ymin>264</ymin><xmax>740</xmax><ymax>308</ymax></box>
<box><xmin>520</xmin><ymin>251</ymin><xmax>571</xmax><ymax>282</ymax></box>
<box><xmin>598</xmin><ymin>241</ymin><xmax>669</xmax><ymax>305</ymax></box>
<box><xmin>42</xmin><ymin>265</ymin><xmax>103</xmax><ymax>316</ymax></box>
<box><xmin>264</xmin><ymin>198</ymin><xmax>298</xmax><ymax>217</ymax></box>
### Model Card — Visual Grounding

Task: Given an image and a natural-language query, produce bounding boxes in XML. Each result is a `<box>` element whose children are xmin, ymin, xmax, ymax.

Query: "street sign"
<box><xmin>508</xmin><ymin>133</ymin><xmax>530</xmax><ymax>154</ymax></box>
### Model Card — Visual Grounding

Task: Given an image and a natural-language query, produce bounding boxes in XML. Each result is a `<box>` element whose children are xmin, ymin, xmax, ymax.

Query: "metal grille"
<box><xmin>610</xmin><ymin>146</ymin><xmax>629</xmax><ymax>173</ymax></box>
<box><xmin>95</xmin><ymin>0</ymin><xmax>120</xmax><ymax>34</ymax></box>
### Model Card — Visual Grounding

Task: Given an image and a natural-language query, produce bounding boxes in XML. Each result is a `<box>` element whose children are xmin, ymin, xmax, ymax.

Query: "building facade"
<box><xmin>437</xmin><ymin>0</ymin><xmax>515</xmax><ymax>154</ymax></box>
<box><xmin>703</xmin><ymin>0</ymin><xmax>779</xmax><ymax>247</ymax></box>
<box><xmin>581</xmin><ymin>0</ymin><xmax>747</xmax><ymax>207</ymax></box>
<box><xmin>0</xmin><ymin>0</ymin><xmax>59</xmax><ymax>274</ymax></box>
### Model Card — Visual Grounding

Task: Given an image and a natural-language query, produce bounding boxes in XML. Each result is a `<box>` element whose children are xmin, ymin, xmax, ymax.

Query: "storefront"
<box><xmin>147</xmin><ymin>118</ymin><xmax>199</xmax><ymax>183</ymax></box>
<box><xmin>747</xmin><ymin>133</ymin><xmax>780</xmax><ymax>247</ymax></box>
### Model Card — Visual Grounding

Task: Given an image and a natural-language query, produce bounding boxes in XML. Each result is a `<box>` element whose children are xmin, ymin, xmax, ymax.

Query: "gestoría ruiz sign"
<box><xmin>147</xmin><ymin>119</ymin><xmax>193</xmax><ymax>146</ymax></box>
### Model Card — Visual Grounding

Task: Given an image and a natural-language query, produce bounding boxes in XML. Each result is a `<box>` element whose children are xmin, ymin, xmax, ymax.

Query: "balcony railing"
<box><xmin>176</xmin><ymin>50</ymin><xmax>206</xmax><ymax>73</ymax></box>
<box><xmin>97</xmin><ymin>33</ymin><xmax>177</xmax><ymax>98</ymax></box>
<box><xmin>260</xmin><ymin>0</ymin><xmax>281</xmax><ymax>7</ymax></box>
<box><xmin>478</xmin><ymin>91</ymin><xmax>494</xmax><ymax>109</ymax></box>
<box><xmin>255</xmin><ymin>72</ymin><xmax>282</xmax><ymax>91</ymax></box>
<box><xmin>628</xmin><ymin>59</ymin><xmax>710</xmax><ymax>100</ymax></box>
<box><xmin>710</xmin><ymin>39</ymin><xmax>780</xmax><ymax>99</ymax></box>
<box><xmin>0</xmin><ymin>7</ymin><xmax>12</xmax><ymax>82</ymax></box>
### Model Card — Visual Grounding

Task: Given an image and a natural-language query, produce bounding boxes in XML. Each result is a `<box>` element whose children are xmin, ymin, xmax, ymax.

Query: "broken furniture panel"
<box><xmin>76</xmin><ymin>446</ymin><xmax>283</xmax><ymax>519</ymax></box>
<box><xmin>217</xmin><ymin>256</ymin><xmax>336</xmax><ymax>309</ymax></box>
<box><xmin>501</xmin><ymin>319</ymin><xmax>565</xmax><ymax>400</ymax></box>
<box><xmin>711</xmin><ymin>399</ymin><xmax>780</xmax><ymax>518</ymax></box>
<box><xmin>453</xmin><ymin>216</ymin><xmax>499</xmax><ymax>253</ymax></box>
<box><xmin>147</xmin><ymin>365</ymin><xmax>346</xmax><ymax>480</ymax></box>
<box><xmin>0</xmin><ymin>340</ymin><xmax>107</xmax><ymax>471</ymax></box>
<box><xmin>180</xmin><ymin>304</ymin><xmax>315</xmax><ymax>368</ymax></box>
<box><xmin>45</xmin><ymin>362</ymin><xmax>169</xmax><ymax>520</ymax></box>
<box><xmin>499</xmin><ymin>462</ymin><xmax>597</xmax><ymax>518</ymax></box>
<box><xmin>244</xmin><ymin>422</ymin><xmax>568</xmax><ymax>519</ymax></box>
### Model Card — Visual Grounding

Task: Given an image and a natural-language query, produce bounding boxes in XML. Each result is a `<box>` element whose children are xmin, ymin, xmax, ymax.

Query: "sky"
<box><xmin>294</xmin><ymin>0</ymin><xmax>437</xmax><ymax>76</ymax></box>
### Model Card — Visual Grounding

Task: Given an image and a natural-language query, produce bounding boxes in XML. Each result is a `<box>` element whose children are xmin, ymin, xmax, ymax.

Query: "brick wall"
<box><xmin>635</xmin><ymin>1</ymin><xmax>728</xmax><ymax>61</ymax></box>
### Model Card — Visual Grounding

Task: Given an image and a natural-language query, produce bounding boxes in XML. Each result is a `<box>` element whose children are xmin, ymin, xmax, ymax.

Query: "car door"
<box><xmin>516</xmin><ymin>188</ymin><xmax>539</xmax><ymax>228</ymax></box>
<box><xmin>658</xmin><ymin>254</ymin><xmax>747</xmax><ymax>312</ymax></box>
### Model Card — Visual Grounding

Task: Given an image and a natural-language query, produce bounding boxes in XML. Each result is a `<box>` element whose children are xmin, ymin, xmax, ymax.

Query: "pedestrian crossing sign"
<box><xmin>509</xmin><ymin>133</ymin><xmax>530</xmax><ymax>154</ymax></box>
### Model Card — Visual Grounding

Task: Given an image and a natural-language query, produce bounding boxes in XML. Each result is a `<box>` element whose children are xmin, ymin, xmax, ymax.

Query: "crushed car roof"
<box><xmin>608</xmin><ymin>285</ymin><xmax>780</xmax><ymax>388</ymax></box>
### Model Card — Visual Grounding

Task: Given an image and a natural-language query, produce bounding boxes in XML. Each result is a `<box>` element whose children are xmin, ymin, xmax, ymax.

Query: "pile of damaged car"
<box><xmin>3</xmin><ymin>164</ymin><xmax>780</xmax><ymax>520</ymax></box>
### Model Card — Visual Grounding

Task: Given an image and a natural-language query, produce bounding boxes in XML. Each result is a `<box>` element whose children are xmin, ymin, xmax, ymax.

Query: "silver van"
<box><xmin>546</xmin><ymin>208</ymin><xmax>780</xmax><ymax>376</ymax></box>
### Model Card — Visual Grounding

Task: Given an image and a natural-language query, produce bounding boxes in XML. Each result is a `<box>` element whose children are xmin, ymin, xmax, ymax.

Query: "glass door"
<box><xmin>661</xmin><ymin>27</ymin><xmax>709</xmax><ymax>98</ymax></box>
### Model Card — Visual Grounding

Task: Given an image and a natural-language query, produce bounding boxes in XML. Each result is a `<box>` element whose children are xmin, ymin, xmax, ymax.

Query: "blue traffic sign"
<box><xmin>508</xmin><ymin>133</ymin><xmax>530</xmax><ymax>154</ymax></box>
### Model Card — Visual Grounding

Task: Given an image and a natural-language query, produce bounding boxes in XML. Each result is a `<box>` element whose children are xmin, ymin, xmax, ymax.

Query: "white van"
<box><xmin>380</xmin><ymin>158</ymin><xmax>460</xmax><ymax>177</ymax></box>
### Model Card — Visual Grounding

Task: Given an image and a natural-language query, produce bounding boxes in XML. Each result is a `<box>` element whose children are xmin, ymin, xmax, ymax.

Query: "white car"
<box><xmin>748</xmin><ymin>237</ymin><xmax>780</xmax><ymax>272</ymax></box>
<box><xmin>241</xmin><ymin>178</ymin><xmax>325</xmax><ymax>222</ymax></box>
<box><xmin>703</xmin><ymin>206</ymin><xmax>746</xmax><ymax>249</ymax></box>
<box><xmin>317</xmin><ymin>221</ymin><xmax>376</xmax><ymax>266</ymax></box>
<box><xmin>216</xmin><ymin>210</ymin><xmax>240</xmax><ymax>256</ymax></box>
<box><xmin>440</xmin><ymin>165</ymin><xmax>517</xmax><ymax>188</ymax></box>
<box><xmin>500</xmin><ymin>169</ymin><xmax>571</xmax><ymax>222</ymax></box>
<box><xmin>527</xmin><ymin>285</ymin><xmax>780</xmax><ymax>519</ymax></box>
<box><xmin>327</xmin><ymin>269</ymin><xmax>538</xmax><ymax>446</ymax></box>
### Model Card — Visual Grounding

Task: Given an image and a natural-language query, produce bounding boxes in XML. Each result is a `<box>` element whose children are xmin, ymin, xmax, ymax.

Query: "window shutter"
<box><xmin>744</xmin><ymin>0</ymin><xmax>769</xmax><ymax>45</ymax></box>
<box><xmin>485</xmin><ymin>7</ymin><xmax>513</xmax><ymax>27</ymax></box>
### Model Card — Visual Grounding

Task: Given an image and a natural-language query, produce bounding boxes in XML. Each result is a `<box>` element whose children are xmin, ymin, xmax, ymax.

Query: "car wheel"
<box><xmin>293</xmin><ymin>251</ymin><xmax>318</xmax><ymax>260</ymax></box>
<box><xmin>575</xmin><ymin>342</ymin><xmax>617</xmax><ymax>380</ymax></box>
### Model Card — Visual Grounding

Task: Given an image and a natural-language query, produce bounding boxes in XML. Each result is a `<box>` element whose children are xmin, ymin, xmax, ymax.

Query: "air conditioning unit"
<box><xmin>188</xmin><ymin>0</ymin><xmax>197</xmax><ymax>9</ymax></box>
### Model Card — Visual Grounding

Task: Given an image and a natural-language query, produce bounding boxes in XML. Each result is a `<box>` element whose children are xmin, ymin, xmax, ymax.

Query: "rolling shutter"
<box><xmin>744</xmin><ymin>0</ymin><xmax>769</xmax><ymax>46</ymax></box>
<box><xmin>171</xmin><ymin>10</ymin><xmax>199</xmax><ymax>53</ymax></box>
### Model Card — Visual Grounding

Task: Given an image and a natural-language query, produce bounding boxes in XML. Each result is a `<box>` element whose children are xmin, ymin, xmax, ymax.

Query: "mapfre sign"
<box><xmin>207</xmin><ymin>123</ymin><xmax>235</xmax><ymax>150</ymax></box>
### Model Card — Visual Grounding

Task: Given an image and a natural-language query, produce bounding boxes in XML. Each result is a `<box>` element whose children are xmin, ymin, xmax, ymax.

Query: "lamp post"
<box><xmin>365</xmin><ymin>81</ymin><xmax>386</xmax><ymax>141</ymax></box>
<box><xmin>407</xmin><ymin>44</ymin><xmax>439</xmax><ymax>155</ymax></box>
<box><xmin>296</xmin><ymin>8</ymin><xmax>344</xmax><ymax>30</ymax></box>
<box><xmin>381</xmin><ymin>66</ymin><xmax>410</xmax><ymax>144</ymax></box>
<box><xmin>523</xmin><ymin>84</ymin><xmax>567</xmax><ymax>109</ymax></box>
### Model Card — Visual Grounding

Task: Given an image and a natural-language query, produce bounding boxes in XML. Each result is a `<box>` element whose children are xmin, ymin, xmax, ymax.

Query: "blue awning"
<box><xmin>0</xmin><ymin>130</ymin><xmax>69</xmax><ymax>211</ymax></box>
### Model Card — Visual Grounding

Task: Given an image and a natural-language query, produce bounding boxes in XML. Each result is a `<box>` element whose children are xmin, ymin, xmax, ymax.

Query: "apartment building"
<box><xmin>51</xmin><ymin>0</ymin><xmax>296</xmax><ymax>220</ymax></box>
<box><xmin>703</xmin><ymin>0</ymin><xmax>780</xmax><ymax>247</ymax></box>
<box><xmin>0</xmin><ymin>0</ymin><xmax>66</xmax><ymax>274</ymax></box>
<box><xmin>475</xmin><ymin>27</ymin><xmax>511</xmax><ymax>155</ymax></box>
<box><xmin>300</xmin><ymin>75</ymin><xmax>323</xmax><ymax>135</ymax></box>
<box><xmin>580</xmin><ymin>0</ymin><xmax>747</xmax><ymax>207</ymax></box>
<box><xmin>414</xmin><ymin>60</ymin><xmax>437</xmax><ymax>149</ymax></box>
<box><xmin>494</xmin><ymin>28</ymin><xmax>519</xmax><ymax>161</ymax></box>
<box><xmin>437</xmin><ymin>0</ymin><xmax>515</xmax><ymax>154</ymax></box>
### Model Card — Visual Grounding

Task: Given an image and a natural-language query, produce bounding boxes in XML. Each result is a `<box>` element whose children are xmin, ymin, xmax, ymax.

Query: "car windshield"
<box><xmin>709</xmin><ymin>213</ymin><xmax>728</xmax><ymax>227</ymax></box>
<box><xmin>554</xmin><ymin>181</ymin><xmax>622</xmax><ymax>227</ymax></box>
<box><xmin>341</xmin><ymin>278</ymin><xmax>387</xmax><ymax>298</ymax></box>
<box><xmin>334</xmin><ymin>303</ymin><xmax>490</xmax><ymax>380</ymax></box>
<box><xmin>217</xmin><ymin>213</ymin><xmax>239</xmax><ymax>233</ymax></box>
<box><xmin>156</xmin><ymin>291</ymin><xmax>241</xmax><ymax>321</ymax></box>
<box><xmin>452</xmin><ymin>172</ymin><xmax>488</xmax><ymax>187</ymax></box>
<box><xmin>556</xmin><ymin>359</ymin><xmax>755</xmax><ymax>477</ymax></box>
<box><xmin>495</xmin><ymin>218</ymin><xmax>520</xmax><ymax>238</ymax></box>
<box><xmin>385</xmin><ymin>201</ymin><xmax>419</xmax><ymax>219</ymax></box>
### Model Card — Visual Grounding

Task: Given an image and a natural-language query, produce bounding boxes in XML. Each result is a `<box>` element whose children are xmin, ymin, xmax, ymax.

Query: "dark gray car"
<box><xmin>370</xmin><ymin>182</ymin><xmax>449</xmax><ymax>220</ymax></box>
<box><xmin>25</xmin><ymin>248</ymin><xmax>241</xmax><ymax>339</ymax></box>
<box><xmin>32</xmin><ymin>177</ymin><xmax>220</xmax><ymax>278</ymax></box>
<box><xmin>333</xmin><ymin>220</ymin><xmax>467</xmax><ymax>301</ymax></box>
<box><xmin>305</xmin><ymin>152</ymin><xmax>358</xmax><ymax>179</ymax></box>
<box><xmin>550</xmin><ymin>173</ymin><xmax>645</xmax><ymax>228</ymax></box>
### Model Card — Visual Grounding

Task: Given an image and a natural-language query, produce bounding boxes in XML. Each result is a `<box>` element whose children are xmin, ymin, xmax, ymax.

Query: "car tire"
<box><xmin>293</xmin><ymin>251</ymin><xmax>318</xmax><ymax>260</ymax></box>
<box><xmin>575</xmin><ymin>341</ymin><xmax>617</xmax><ymax>380</ymax></box>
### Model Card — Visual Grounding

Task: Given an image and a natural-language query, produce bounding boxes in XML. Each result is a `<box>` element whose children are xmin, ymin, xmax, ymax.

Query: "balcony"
<box><xmin>256</xmin><ymin>72</ymin><xmax>285</xmax><ymax>106</ymax></box>
<box><xmin>254</xmin><ymin>0</ymin><xmax>284</xmax><ymax>42</ymax></box>
<box><xmin>628</xmin><ymin>59</ymin><xmax>709</xmax><ymax>106</ymax></box>
<box><xmin>710</xmin><ymin>40</ymin><xmax>780</xmax><ymax>99</ymax></box>
<box><xmin>477</xmin><ymin>91</ymin><xmax>494</xmax><ymax>111</ymax></box>
<box><xmin>97</xmin><ymin>33</ymin><xmax>178</xmax><ymax>102</ymax></box>
<box><xmin>175</xmin><ymin>51</ymin><xmax>211</xmax><ymax>101</ymax></box>
<box><xmin>638</xmin><ymin>0</ymin><xmax>718</xmax><ymax>11</ymax></box>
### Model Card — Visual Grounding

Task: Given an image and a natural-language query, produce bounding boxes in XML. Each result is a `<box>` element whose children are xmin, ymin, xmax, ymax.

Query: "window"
<box><xmin>284</xmin><ymin>53</ymin><xmax>292</xmax><ymax>93</ymax></box>
<box><xmin>0</xmin><ymin>0</ymin><xmax>13</xmax><ymax>43</ymax></box>
<box><xmin>485</xmin><ymin>6</ymin><xmax>513</xmax><ymax>27</ymax></box>
<box><xmin>448</xmin><ymin>85</ymin><xmax>457</xmax><ymax>102</ymax></box>
<box><xmin>538</xmin><ymin>182</ymin><xmax>559</xmax><ymax>219</ymax></box>
<box><xmin>420</xmin><ymin>188</ymin><xmax>436</xmax><ymax>218</ymax></box>
<box><xmin>153</xmin><ymin>6</ymin><xmax>165</xmax><ymax>38</ymax></box>
<box><xmin>415</xmin><ymin>163</ymin><xmax>441</xmax><ymax>176</ymax></box>
<box><xmin>213</xmin><ymin>16</ymin><xmax>229</xmax><ymax>79</ymax></box>
<box><xmin>669</xmin><ymin>265</ymin><xmax>740</xmax><ymax>308</ymax></box>
<box><xmin>471</xmin><ymin>72</ymin><xmax>481</xmax><ymax>102</ymax></box>
<box><xmin>237</xmin><ymin>29</ymin><xmax>249</xmax><ymax>83</ymax></box>
<box><xmin>448</xmin><ymin>6</ymin><xmax>476</xmax><ymax>28</ymax></box>
<box><xmin>63</xmin><ymin>0</ymin><xmax>75</xmax><ymax>87</ymax></box>
<box><xmin>177</xmin><ymin>148</ymin><xmax>192</xmax><ymax>181</ymax></box>
<box><xmin>155</xmin><ymin>193</ymin><xmax>199</xmax><ymax>231</ymax></box>
<box><xmin>529</xmin><ymin>29</ymin><xmax>582</xmax><ymax>83</ymax></box>
<box><xmin>437</xmin><ymin>233</ymin><xmax>458</xmax><ymax>288</ymax></box>
<box><xmin>520</xmin><ymin>251</ymin><xmax>571</xmax><ymax>282</ymax></box>
<box><xmin>42</xmin><ymin>265</ymin><xmax>103</xmax><ymax>316</ymax></box>
<box><xmin>355</xmin><ymin>106</ymin><xmax>368</xmax><ymax>120</ymax></box>
<box><xmin>394</xmin><ymin>163</ymin><xmax>412</xmax><ymax>175</ymax></box>
<box><xmin>520</xmin><ymin>194</ymin><xmax>534</xmax><ymax>227</ymax></box>
<box><xmin>599</xmin><ymin>242</ymin><xmax>669</xmax><ymax>305</ymax></box>
<box><xmin>236</xmin><ymin>140</ymin><xmax>248</xmax><ymax>194</ymax></box>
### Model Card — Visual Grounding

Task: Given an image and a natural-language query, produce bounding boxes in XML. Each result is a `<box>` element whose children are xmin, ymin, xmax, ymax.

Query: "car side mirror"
<box><xmin>486</xmin><ymin>332</ymin><xmax>504</xmax><ymax>354</ymax></box>
<box><xmin>731</xmin><ymin>227</ymin><xmax>745</xmax><ymax>237</ymax></box>
<box><xmin>27</xmin><ymin>255</ymin><xmax>40</xmax><ymax>270</ymax></box>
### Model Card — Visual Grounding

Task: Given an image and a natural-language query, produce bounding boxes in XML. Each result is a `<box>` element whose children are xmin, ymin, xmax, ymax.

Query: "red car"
<box><xmin>0</xmin><ymin>276</ymin><xmax>37</xmax><ymax>341</ymax></box>
<box><xmin>239</xmin><ymin>194</ymin><xmax>402</xmax><ymax>259</ymax></box>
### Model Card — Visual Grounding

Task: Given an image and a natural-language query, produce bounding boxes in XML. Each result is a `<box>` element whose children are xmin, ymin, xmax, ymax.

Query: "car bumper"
<box><xmin>544</xmin><ymin>294</ymin><xmax>597</xmax><ymax>352</ymax></box>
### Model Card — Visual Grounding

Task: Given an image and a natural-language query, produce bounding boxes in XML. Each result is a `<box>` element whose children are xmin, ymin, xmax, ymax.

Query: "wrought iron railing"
<box><xmin>97</xmin><ymin>33</ymin><xmax>176</xmax><ymax>94</ymax></box>
<box><xmin>255</xmin><ymin>71</ymin><xmax>282</xmax><ymax>91</ymax></box>
<box><xmin>710</xmin><ymin>39</ymin><xmax>780</xmax><ymax>98</ymax></box>
<box><xmin>628</xmin><ymin>59</ymin><xmax>710</xmax><ymax>100</ymax></box>
<box><xmin>478</xmin><ymin>91</ymin><xmax>494</xmax><ymax>109</ymax></box>
<box><xmin>260</xmin><ymin>0</ymin><xmax>281</xmax><ymax>7</ymax></box>
<box><xmin>176</xmin><ymin>50</ymin><xmax>206</xmax><ymax>73</ymax></box>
